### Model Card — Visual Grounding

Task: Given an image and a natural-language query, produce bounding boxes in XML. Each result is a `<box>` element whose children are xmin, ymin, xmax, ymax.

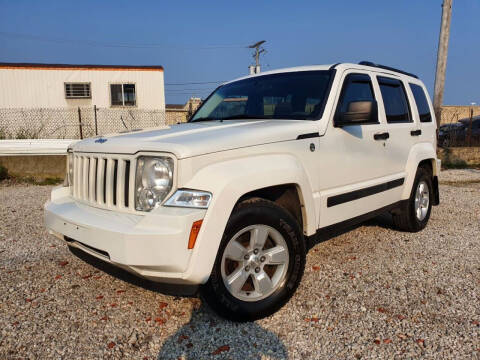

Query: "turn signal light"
<box><xmin>188</xmin><ymin>220</ymin><xmax>203</xmax><ymax>249</ymax></box>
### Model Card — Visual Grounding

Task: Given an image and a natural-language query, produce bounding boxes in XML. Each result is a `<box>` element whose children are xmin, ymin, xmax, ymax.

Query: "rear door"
<box><xmin>408</xmin><ymin>82</ymin><xmax>436</xmax><ymax>146</ymax></box>
<box><xmin>375</xmin><ymin>75</ymin><xmax>416</xmax><ymax>178</ymax></box>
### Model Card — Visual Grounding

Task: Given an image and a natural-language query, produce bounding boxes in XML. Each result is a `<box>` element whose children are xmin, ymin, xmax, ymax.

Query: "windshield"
<box><xmin>191</xmin><ymin>70</ymin><xmax>333</xmax><ymax>122</ymax></box>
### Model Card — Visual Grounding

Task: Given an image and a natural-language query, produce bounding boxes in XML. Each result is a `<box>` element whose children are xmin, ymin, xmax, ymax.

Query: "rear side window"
<box><xmin>409</xmin><ymin>84</ymin><xmax>432</xmax><ymax>122</ymax></box>
<box><xmin>378</xmin><ymin>77</ymin><xmax>412</xmax><ymax>123</ymax></box>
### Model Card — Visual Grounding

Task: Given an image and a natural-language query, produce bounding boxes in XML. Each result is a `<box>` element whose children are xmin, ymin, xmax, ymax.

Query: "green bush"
<box><xmin>37</xmin><ymin>177</ymin><xmax>63</xmax><ymax>185</ymax></box>
<box><xmin>0</xmin><ymin>165</ymin><xmax>8</xmax><ymax>181</ymax></box>
<box><xmin>15</xmin><ymin>128</ymin><xmax>39</xmax><ymax>139</ymax></box>
<box><xmin>442</xmin><ymin>159</ymin><xmax>469</xmax><ymax>169</ymax></box>
<box><xmin>0</xmin><ymin>128</ymin><xmax>7</xmax><ymax>140</ymax></box>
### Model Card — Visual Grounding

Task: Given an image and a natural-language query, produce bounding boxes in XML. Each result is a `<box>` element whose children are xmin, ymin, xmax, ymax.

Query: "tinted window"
<box><xmin>338</xmin><ymin>74</ymin><xmax>375</xmax><ymax>111</ymax></box>
<box><xmin>378</xmin><ymin>77</ymin><xmax>412</xmax><ymax>123</ymax></box>
<box><xmin>409</xmin><ymin>83</ymin><xmax>432</xmax><ymax>122</ymax></box>
<box><xmin>335</xmin><ymin>73</ymin><xmax>377</xmax><ymax>124</ymax></box>
<box><xmin>191</xmin><ymin>71</ymin><xmax>332</xmax><ymax>121</ymax></box>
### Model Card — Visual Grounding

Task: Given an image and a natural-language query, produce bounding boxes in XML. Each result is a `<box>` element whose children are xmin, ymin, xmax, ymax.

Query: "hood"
<box><xmin>73</xmin><ymin>119</ymin><xmax>317</xmax><ymax>159</ymax></box>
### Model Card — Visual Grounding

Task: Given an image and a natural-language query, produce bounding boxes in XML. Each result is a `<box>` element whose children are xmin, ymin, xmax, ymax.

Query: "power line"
<box><xmin>167</xmin><ymin>91</ymin><xmax>213</xmax><ymax>94</ymax></box>
<box><xmin>166</xmin><ymin>89</ymin><xmax>213</xmax><ymax>92</ymax></box>
<box><xmin>0</xmin><ymin>31</ymin><xmax>247</xmax><ymax>50</ymax></box>
<box><xmin>165</xmin><ymin>81</ymin><xmax>226</xmax><ymax>86</ymax></box>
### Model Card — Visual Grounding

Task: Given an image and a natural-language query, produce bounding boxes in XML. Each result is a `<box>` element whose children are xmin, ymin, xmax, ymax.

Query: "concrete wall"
<box><xmin>1</xmin><ymin>148</ymin><xmax>478</xmax><ymax>181</ymax></box>
<box><xmin>440</xmin><ymin>105</ymin><xmax>480</xmax><ymax>125</ymax></box>
<box><xmin>165</xmin><ymin>109</ymin><xmax>189</xmax><ymax>124</ymax></box>
<box><xmin>438</xmin><ymin>147</ymin><xmax>480</xmax><ymax>166</ymax></box>
<box><xmin>0</xmin><ymin>66</ymin><xmax>165</xmax><ymax>110</ymax></box>
<box><xmin>0</xmin><ymin>155</ymin><xmax>66</xmax><ymax>179</ymax></box>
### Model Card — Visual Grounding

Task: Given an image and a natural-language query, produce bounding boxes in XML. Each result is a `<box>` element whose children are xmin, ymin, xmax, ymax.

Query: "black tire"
<box><xmin>393</xmin><ymin>167</ymin><xmax>433</xmax><ymax>232</ymax></box>
<box><xmin>201</xmin><ymin>197</ymin><xmax>306</xmax><ymax>322</ymax></box>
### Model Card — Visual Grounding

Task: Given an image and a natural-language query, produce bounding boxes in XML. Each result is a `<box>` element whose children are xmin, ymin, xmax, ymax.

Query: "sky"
<box><xmin>0</xmin><ymin>0</ymin><xmax>478</xmax><ymax>106</ymax></box>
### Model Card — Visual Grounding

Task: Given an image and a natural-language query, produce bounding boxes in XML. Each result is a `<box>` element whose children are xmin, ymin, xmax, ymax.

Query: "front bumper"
<box><xmin>44</xmin><ymin>187</ymin><xmax>206</xmax><ymax>284</ymax></box>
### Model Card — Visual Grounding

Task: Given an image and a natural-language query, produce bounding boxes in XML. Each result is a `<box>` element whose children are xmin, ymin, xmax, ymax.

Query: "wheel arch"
<box><xmin>236</xmin><ymin>184</ymin><xmax>305</xmax><ymax>234</ymax></box>
<box><xmin>180</xmin><ymin>154</ymin><xmax>316</xmax><ymax>284</ymax></box>
<box><xmin>402</xmin><ymin>142</ymin><xmax>440</xmax><ymax>200</ymax></box>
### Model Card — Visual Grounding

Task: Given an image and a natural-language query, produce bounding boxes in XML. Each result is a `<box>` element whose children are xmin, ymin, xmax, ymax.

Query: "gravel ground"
<box><xmin>0</xmin><ymin>169</ymin><xmax>479</xmax><ymax>359</ymax></box>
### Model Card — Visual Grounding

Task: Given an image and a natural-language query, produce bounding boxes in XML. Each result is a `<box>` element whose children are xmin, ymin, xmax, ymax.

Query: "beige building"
<box><xmin>165</xmin><ymin>97</ymin><xmax>202</xmax><ymax>123</ymax></box>
<box><xmin>0</xmin><ymin>63</ymin><xmax>167</xmax><ymax>139</ymax></box>
<box><xmin>0</xmin><ymin>62</ymin><xmax>165</xmax><ymax>109</ymax></box>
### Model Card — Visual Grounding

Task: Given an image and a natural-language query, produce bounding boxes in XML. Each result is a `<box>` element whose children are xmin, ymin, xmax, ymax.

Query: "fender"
<box><xmin>402</xmin><ymin>142</ymin><xmax>439</xmax><ymax>200</ymax></box>
<box><xmin>180</xmin><ymin>153</ymin><xmax>316</xmax><ymax>284</ymax></box>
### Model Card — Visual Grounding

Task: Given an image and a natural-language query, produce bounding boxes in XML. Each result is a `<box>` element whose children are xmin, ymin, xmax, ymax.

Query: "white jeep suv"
<box><xmin>45</xmin><ymin>62</ymin><xmax>440</xmax><ymax>321</ymax></box>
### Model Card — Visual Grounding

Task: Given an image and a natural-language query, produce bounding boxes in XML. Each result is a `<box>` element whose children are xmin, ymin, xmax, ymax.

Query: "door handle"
<box><xmin>374</xmin><ymin>132</ymin><xmax>389</xmax><ymax>140</ymax></box>
<box><xmin>410</xmin><ymin>129</ymin><xmax>422</xmax><ymax>136</ymax></box>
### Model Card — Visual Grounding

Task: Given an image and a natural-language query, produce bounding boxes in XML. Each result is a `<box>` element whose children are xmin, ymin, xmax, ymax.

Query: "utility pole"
<box><xmin>248</xmin><ymin>40</ymin><xmax>266</xmax><ymax>75</ymax></box>
<box><xmin>433</xmin><ymin>0</ymin><xmax>453</xmax><ymax>128</ymax></box>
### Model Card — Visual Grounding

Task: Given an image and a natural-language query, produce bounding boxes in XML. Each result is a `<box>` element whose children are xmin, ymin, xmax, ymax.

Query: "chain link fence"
<box><xmin>439</xmin><ymin>106</ymin><xmax>480</xmax><ymax>147</ymax></box>
<box><xmin>0</xmin><ymin>107</ymin><xmax>188</xmax><ymax>139</ymax></box>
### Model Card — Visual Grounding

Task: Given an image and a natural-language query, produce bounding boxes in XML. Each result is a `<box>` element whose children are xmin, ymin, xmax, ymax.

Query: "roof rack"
<box><xmin>358</xmin><ymin>61</ymin><xmax>418</xmax><ymax>79</ymax></box>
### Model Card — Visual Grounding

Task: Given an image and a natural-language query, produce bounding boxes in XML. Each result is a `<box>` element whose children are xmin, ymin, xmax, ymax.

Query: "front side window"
<box><xmin>409</xmin><ymin>83</ymin><xmax>432</xmax><ymax>123</ymax></box>
<box><xmin>191</xmin><ymin>70</ymin><xmax>333</xmax><ymax>121</ymax></box>
<box><xmin>337</xmin><ymin>73</ymin><xmax>376</xmax><ymax>112</ymax></box>
<box><xmin>110</xmin><ymin>83</ymin><xmax>136</xmax><ymax>106</ymax></box>
<box><xmin>334</xmin><ymin>73</ymin><xmax>377</xmax><ymax>125</ymax></box>
<box><xmin>378</xmin><ymin>77</ymin><xmax>412</xmax><ymax>123</ymax></box>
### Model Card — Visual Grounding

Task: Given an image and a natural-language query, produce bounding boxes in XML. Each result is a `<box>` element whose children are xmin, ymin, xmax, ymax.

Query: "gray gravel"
<box><xmin>1</xmin><ymin>169</ymin><xmax>479</xmax><ymax>359</ymax></box>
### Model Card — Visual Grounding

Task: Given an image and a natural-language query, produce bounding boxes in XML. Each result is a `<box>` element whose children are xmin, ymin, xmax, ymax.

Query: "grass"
<box><xmin>439</xmin><ymin>147</ymin><xmax>480</xmax><ymax>169</ymax></box>
<box><xmin>441</xmin><ymin>161</ymin><xmax>480</xmax><ymax>170</ymax></box>
<box><xmin>20</xmin><ymin>176</ymin><xmax>63</xmax><ymax>185</ymax></box>
<box><xmin>0</xmin><ymin>165</ymin><xmax>8</xmax><ymax>181</ymax></box>
<box><xmin>0</xmin><ymin>173</ymin><xmax>63</xmax><ymax>186</ymax></box>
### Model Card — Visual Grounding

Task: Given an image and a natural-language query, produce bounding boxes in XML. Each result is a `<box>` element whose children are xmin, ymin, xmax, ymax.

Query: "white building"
<box><xmin>0</xmin><ymin>63</ymin><xmax>166</xmax><ymax>139</ymax></box>
<box><xmin>0</xmin><ymin>62</ymin><xmax>165</xmax><ymax>109</ymax></box>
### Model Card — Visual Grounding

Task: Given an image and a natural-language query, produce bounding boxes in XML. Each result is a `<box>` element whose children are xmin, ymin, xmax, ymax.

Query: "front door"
<box><xmin>317</xmin><ymin>70</ymin><xmax>397</xmax><ymax>228</ymax></box>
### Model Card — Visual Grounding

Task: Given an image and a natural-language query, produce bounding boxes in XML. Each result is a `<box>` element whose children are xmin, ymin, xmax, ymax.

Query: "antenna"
<box><xmin>247</xmin><ymin>40</ymin><xmax>266</xmax><ymax>74</ymax></box>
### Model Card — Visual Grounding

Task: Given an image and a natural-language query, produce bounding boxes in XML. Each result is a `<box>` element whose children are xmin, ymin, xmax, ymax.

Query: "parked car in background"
<box><xmin>45</xmin><ymin>62</ymin><xmax>440</xmax><ymax>321</ymax></box>
<box><xmin>438</xmin><ymin>122</ymin><xmax>466</xmax><ymax>147</ymax></box>
<box><xmin>459</xmin><ymin>117</ymin><xmax>480</xmax><ymax>145</ymax></box>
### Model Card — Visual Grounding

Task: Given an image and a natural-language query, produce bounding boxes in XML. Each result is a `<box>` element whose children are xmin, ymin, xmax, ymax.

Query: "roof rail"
<box><xmin>358</xmin><ymin>61</ymin><xmax>418</xmax><ymax>79</ymax></box>
<box><xmin>329</xmin><ymin>63</ymin><xmax>341</xmax><ymax>70</ymax></box>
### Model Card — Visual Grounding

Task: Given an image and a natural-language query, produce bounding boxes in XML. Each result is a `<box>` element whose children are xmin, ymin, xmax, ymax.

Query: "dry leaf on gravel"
<box><xmin>212</xmin><ymin>345</ymin><xmax>230</xmax><ymax>355</ymax></box>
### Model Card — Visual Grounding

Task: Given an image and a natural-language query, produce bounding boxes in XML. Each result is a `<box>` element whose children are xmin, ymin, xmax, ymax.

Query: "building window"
<box><xmin>110</xmin><ymin>84</ymin><xmax>136</xmax><ymax>106</ymax></box>
<box><xmin>65</xmin><ymin>83</ymin><xmax>91</xmax><ymax>98</ymax></box>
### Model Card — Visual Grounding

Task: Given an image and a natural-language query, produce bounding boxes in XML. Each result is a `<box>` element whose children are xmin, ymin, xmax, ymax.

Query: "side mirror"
<box><xmin>336</xmin><ymin>100</ymin><xmax>376</xmax><ymax>127</ymax></box>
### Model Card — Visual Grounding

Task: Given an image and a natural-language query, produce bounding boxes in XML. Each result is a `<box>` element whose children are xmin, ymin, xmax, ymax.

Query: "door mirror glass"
<box><xmin>334</xmin><ymin>73</ymin><xmax>378</xmax><ymax>127</ymax></box>
<box><xmin>338</xmin><ymin>100</ymin><xmax>376</xmax><ymax>125</ymax></box>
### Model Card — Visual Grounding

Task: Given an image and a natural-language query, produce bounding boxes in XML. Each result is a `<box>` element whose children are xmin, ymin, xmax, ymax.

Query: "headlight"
<box><xmin>135</xmin><ymin>156</ymin><xmax>174</xmax><ymax>211</ymax></box>
<box><xmin>164</xmin><ymin>189</ymin><xmax>212</xmax><ymax>209</ymax></box>
<box><xmin>64</xmin><ymin>151</ymin><xmax>74</xmax><ymax>187</ymax></box>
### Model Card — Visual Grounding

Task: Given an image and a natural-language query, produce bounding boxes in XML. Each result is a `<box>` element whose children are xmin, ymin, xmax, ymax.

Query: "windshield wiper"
<box><xmin>190</xmin><ymin>117</ymin><xmax>218</xmax><ymax>122</ymax></box>
<box><xmin>220</xmin><ymin>114</ymin><xmax>269</xmax><ymax>121</ymax></box>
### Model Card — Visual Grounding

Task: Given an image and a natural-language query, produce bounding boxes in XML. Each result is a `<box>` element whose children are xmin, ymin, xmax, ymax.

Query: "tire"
<box><xmin>201</xmin><ymin>197</ymin><xmax>306</xmax><ymax>321</ymax></box>
<box><xmin>393</xmin><ymin>167</ymin><xmax>433</xmax><ymax>232</ymax></box>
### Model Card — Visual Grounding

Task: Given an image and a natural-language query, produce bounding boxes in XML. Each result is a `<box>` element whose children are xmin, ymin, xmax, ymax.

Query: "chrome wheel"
<box><xmin>221</xmin><ymin>224</ymin><xmax>289</xmax><ymax>302</ymax></box>
<box><xmin>414</xmin><ymin>180</ymin><xmax>430</xmax><ymax>221</ymax></box>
